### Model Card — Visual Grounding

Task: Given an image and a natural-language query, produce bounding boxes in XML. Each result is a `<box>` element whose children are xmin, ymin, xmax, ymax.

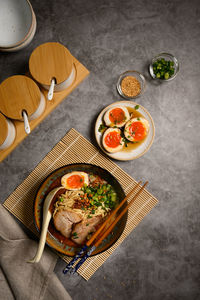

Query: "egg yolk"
<box><xmin>129</xmin><ymin>121</ymin><xmax>146</xmax><ymax>141</ymax></box>
<box><xmin>66</xmin><ymin>175</ymin><xmax>85</xmax><ymax>189</ymax></box>
<box><xmin>105</xmin><ymin>131</ymin><xmax>122</xmax><ymax>148</ymax></box>
<box><xmin>109</xmin><ymin>108</ymin><xmax>125</xmax><ymax>124</ymax></box>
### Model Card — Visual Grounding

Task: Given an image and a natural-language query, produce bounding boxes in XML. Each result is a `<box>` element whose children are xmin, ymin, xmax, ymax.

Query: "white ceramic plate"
<box><xmin>0</xmin><ymin>10</ymin><xmax>36</xmax><ymax>52</ymax></box>
<box><xmin>0</xmin><ymin>0</ymin><xmax>33</xmax><ymax>48</ymax></box>
<box><xmin>95</xmin><ymin>101</ymin><xmax>155</xmax><ymax>161</ymax></box>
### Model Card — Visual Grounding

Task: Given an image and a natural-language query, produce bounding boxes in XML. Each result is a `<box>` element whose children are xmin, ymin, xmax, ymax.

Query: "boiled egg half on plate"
<box><xmin>102</xmin><ymin>128</ymin><xmax>124</xmax><ymax>153</ymax></box>
<box><xmin>61</xmin><ymin>171</ymin><xmax>89</xmax><ymax>190</ymax></box>
<box><xmin>124</xmin><ymin>117</ymin><xmax>149</xmax><ymax>142</ymax></box>
<box><xmin>104</xmin><ymin>106</ymin><xmax>130</xmax><ymax>127</ymax></box>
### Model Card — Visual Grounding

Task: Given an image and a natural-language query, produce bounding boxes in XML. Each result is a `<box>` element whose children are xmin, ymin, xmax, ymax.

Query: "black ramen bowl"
<box><xmin>33</xmin><ymin>163</ymin><xmax>127</xmax><ymax>256</ymax></box>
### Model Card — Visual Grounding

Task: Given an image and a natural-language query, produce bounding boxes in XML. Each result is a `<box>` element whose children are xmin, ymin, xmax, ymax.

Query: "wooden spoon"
<box><xmin>28</xmin><ymin>186</ymin><xmax>65</xmax><ymax>263</ymax></box>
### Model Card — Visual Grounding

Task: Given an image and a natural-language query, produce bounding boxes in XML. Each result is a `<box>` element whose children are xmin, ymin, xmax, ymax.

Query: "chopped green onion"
<box><xmin>152</xmin><ymin>58</ymin><xmax>175</xmax><ymax>80</ymax></box>
<box><xmin>98</xmin><ymin>124</ymin><xmax>107</xmax><ymax>133</ymax></box>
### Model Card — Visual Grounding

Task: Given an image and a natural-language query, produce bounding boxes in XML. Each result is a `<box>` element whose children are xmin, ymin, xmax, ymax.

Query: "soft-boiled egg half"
<box><xmin>104</xmin><ymin>106</ymin><xmax>130</xmax><ymax>128</ymax></box>
<box><xmin>61</xmin><ymin>171</ymin><xmax>89</xmax><ymax>190</ymax></box>
<box><xmin>102</xmin><ymin>128</ymin><xmax>124</xmax><ymax>153</ymax></box>
<box><xmin>124</xmin><ymin>117</ymin><xmax>149</xmax><ymax>142</ymax></box>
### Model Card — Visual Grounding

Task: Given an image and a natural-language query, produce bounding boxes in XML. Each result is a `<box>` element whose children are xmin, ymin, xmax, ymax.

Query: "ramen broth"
<box><xmin>48</xmin><ymin>172</ymin><xmax>118</xmax><ymax>247</ymax></box>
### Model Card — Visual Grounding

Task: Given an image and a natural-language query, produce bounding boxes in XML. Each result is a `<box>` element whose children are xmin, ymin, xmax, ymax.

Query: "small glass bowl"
<box><xmin>149</xmin><ymin>53</ymin><xmax>179</xmax><ymax>81</ymax></box>
<box><xmin>117</xmin><ymin>70</ymin><xmax>146</xmax><ymax>99</ymax></box>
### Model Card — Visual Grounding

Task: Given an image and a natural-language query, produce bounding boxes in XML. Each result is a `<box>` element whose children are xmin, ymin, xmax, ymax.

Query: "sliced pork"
<box><xmin>53</xmin><ymin>209</ymin><xmax>82</xmax><ymax>238</ymax></box>
<box><xmin>71</xmin><ymin>215</ymin><xmax>102</xmax><ymax>244</ymax></box>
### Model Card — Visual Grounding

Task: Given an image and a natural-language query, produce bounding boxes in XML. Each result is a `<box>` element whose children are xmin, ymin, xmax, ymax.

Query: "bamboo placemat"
<box><xmin>3</xmin><ymin>128</ymin><xmax>158</xmax><ymax>280</ymax></box>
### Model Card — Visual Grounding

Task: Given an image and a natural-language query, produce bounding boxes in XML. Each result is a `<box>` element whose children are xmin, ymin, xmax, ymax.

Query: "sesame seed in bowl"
<box><xmin>117</xmin><ymin>70</ymin><xmax>146</xmax><ymax>100</ymax></box>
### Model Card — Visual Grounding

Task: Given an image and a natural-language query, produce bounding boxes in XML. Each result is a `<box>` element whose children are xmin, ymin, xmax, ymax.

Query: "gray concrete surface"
<box><xmin>0</xmin><ymin>0</ymin><xmax>200</xmax><ymax>299</ymax></box>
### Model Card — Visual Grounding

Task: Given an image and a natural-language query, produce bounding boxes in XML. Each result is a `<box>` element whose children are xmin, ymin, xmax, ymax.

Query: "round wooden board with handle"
<box><xmin>0</xmin><ymin>112</ymin><xmax>8</xmax><ymax>145</ymax></box>
<box><xmin>0</xmin><ymin>75</ymin><xmax>41</xmax><ymax>120</ymax></box>
<box><xmin>29</xmin><ymin>42</ymin><xmax>73</xmax><ymax>85</ymax></box>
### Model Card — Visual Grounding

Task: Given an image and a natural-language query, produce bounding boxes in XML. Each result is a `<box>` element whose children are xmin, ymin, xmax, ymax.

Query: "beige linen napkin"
<box><xmin>0</xmin><ymin>204</ymin><xmax>72</xmax><ymax>300</ymax></box>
